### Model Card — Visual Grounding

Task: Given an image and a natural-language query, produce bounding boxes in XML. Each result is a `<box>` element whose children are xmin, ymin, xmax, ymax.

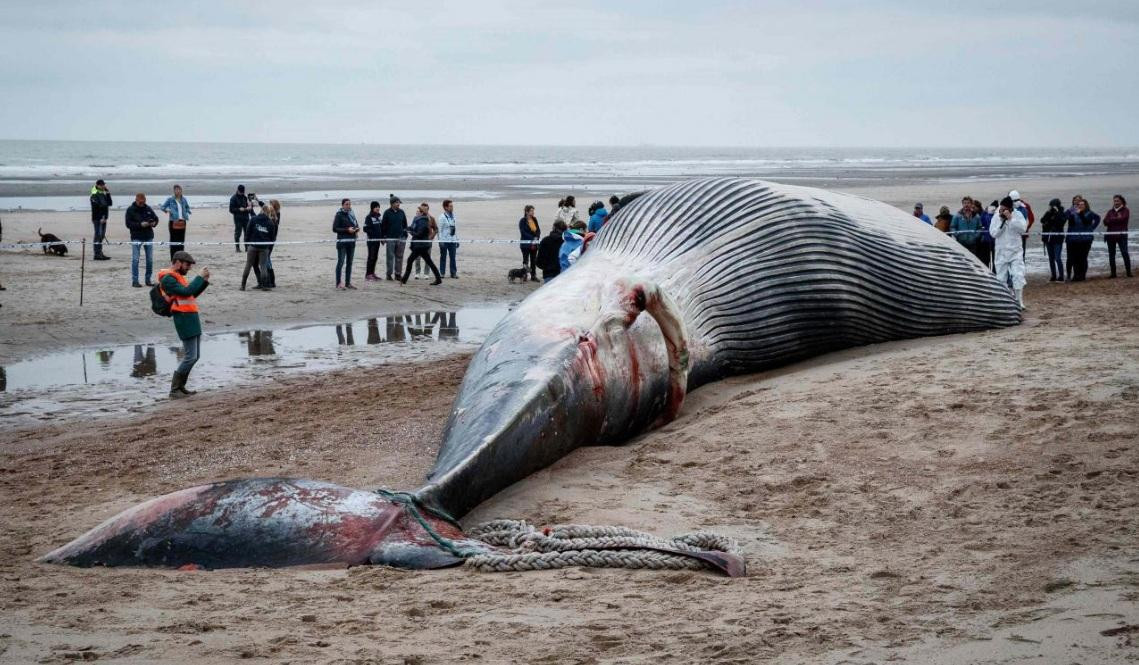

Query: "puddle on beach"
<box><xmin>0</xmin><ymin>305</ymin><xmax>512</xmax><ymax>427</ymax></box>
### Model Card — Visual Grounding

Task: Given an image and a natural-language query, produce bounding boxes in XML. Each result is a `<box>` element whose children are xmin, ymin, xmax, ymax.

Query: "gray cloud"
<box><xmin>1</xmin><ymin>0</ymin><xmax>1135</xmax><ymax>146</ymax></box>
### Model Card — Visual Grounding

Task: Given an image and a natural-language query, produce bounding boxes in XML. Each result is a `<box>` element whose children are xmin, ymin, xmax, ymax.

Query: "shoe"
<box><xmin>431</xmin><ymin>278</ymin><xmax>443</xmax><ymax>286</ymax></box>
<box><xmin>414</xmin><ymin>274</ymin><xmax>422</xmax><ymax>280</ymax></box>
<box><xmin>132</xmin><ymin>282</ymin><xmax>142</xmax><ymax>288</ymax></box>
<box><xmin>93</xmin><ymin>254</ymin><xmax>110</xmax><ymax>261</ymax></box>
<box><xmin>365</xmin><ymin>274</ymin><xmax>376</xmax><ymax>281</ymax></box>
<box><xmin>386</xmin><ymin>275</ymin><xmax>393</xmax><ymax>281</ymax></box>
<box><xmin>169</xmin><ymin>372</ymin><xmax>196</xmax><ymax>398</ymax></box>
<box><xmin>146</xmin><ymin>280</ymin><xmax>154</xmax><ymax>287</ymax></box>
<box><xmin>399</xmin><ymin>278</ymin><xmax>407</xmax><ymax>285</ymax></box>
<box><xmin>450</xmin><ymin>274</ymin><xmax>458</xmax><ymax>279</ymax></box>
<box><xmin>345</xmin><ymin>284</ymin><xmax>357</xmax><ymax>290</ymax></box>
<box><xmin>336</xmin><ymin>283</ymin><xmax>345</xmax><ymax>290</ymax></box>
<box><xmin>530</xmin><ymin>276</ymin><xmax>539</xmax><ymax>282</ymax></box>
<box><xmin>240</xmin><ymin>285</ymin><xmax>246</xmax><ymax>291</ymax></box>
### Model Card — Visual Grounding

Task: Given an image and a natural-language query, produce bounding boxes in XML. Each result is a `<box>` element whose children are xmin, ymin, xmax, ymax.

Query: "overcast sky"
<box><xmin>2</xmin><ymin>0</ymin><xmax>1136</xmax><ymax>146</ymax></box>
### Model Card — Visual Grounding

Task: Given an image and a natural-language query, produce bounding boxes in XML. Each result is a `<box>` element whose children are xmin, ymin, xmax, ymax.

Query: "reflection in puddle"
<box><xmin>0</xmin><ymin>305</ymin><xmax>511</xmax><ymax>425</ymax></box>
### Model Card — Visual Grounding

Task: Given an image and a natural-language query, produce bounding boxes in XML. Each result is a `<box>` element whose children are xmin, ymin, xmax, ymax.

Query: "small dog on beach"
<box><xmin>507</xmin><ymin>267</ymin><xmax>530</xmax><ymax>283</ymax></box>
<box><xmin>38</xmin><ymin>228</ymin><xmax>67</xmax><ymax>256</ymax></box>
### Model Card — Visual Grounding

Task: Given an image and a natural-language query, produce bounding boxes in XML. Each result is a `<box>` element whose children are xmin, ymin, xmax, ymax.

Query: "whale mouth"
<box><xmin>415</xmin><ymin>272</ymin><xmax>691</xmax><ymax>518</ymax></box>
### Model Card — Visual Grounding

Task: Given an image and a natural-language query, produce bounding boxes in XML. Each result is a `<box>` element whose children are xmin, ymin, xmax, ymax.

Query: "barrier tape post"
<box><xmin>79</xmin><ymin>237</ymin><xmax>86</xmax><ymax>307</ymax></box>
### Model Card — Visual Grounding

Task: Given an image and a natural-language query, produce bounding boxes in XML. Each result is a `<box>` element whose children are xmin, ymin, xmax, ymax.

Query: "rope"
<box><xmin>462</xmin><ymin>519</ymin><xmax>744</xmax><ymax>574</ymax></box>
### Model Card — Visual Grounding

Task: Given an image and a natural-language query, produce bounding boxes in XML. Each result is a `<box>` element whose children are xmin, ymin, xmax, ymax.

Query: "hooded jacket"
<box><xmin>1040</xmin><ymin>201</ymin><xmax>1067</xmax><ymax>243</ymax></box>
<box><xmin>90</xmin><ymin>186</ymin><xmax>112</xmax><ymax>221</ymax></box>
<box><xmin>558</xmin><ymin>230</ymin><xmax>584</xmax><ymax>272</ymax></box>
<box><xmin>380</xmin><ymin>207</ymin><xmax>408</xmax><ymax>239</ymax></box>
<box><xmin>536</xmin><ymin>230</ymin><xmax>564</xmax><ymax>275</ymax></box>
<box><xmin>587</xmin><ymin>206</ymin><xmax>608</xmax><ymax>233</ymax></box>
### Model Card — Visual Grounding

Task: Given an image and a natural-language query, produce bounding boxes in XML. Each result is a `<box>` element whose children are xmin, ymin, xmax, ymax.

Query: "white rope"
<box><xmin>0</xmin><ymin>237</ymin><xmax>543</xmax><ymax>249</ymax></box>
<box><xmin>462</xmin><ymin>519</ymin><xmax>743</xmax><ymax>574</ymax></box>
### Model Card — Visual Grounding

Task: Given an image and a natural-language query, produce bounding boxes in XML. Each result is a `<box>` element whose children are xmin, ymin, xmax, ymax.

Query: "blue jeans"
<box><xmin>92</xmin><ymin>220</ymin><xmax>107</xmax><ymax>254</ymax></box>
<box><xmin>439</xmin><ymin>242</ymin><xmax>458</xmax><ymax>276</ymax></box>
<box><xmin>131</xmin><ymin>241</ymin><xmax>154</xmax><ymax>284</ymax></box>
<box><xmin>335</xmin><ymin>240</ymin><xmax>356</xmax><ymax>285</ymax></box>
<box><xmin>176</xmin><ymin>335</ymin><xmax>200</xmax><ymax>376</ymax></box>
<box><xmin>1045</xmin><ymin>241</ymin><xmax>1064</xmax><ymax>280</ymax></box>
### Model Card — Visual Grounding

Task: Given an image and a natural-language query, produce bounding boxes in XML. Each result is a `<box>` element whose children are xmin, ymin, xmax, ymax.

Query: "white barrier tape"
<box><xmin>0</xmin><ymin>237</ymin><xmax>544</xmax><ymax>249</ymax></box>
<box><xmin>5</xmin><ymin>229</ymin><xmax>1137</xmax><ymax>250</ymax></box>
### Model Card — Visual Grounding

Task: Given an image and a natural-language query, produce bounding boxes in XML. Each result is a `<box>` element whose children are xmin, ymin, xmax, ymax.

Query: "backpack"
<box><xmin>149</xmin><ymin>282</ymin><xmax>173</xmax><ymax>317</ymax></box>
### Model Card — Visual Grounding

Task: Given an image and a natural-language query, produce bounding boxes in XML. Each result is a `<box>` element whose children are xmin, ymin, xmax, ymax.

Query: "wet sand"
<box><xmin>1</xmin><ymin>274</ymin><xmax>1137</xmax><ymax>663</ymax></box>
<box><xmin>2</xmin><ymin>174</ymin><xmax>1138</xmax><ymax>663</ymax></box>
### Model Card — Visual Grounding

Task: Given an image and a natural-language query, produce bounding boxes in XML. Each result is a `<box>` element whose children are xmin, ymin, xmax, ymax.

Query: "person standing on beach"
<box><xmin>950</xmin><ymin>199</ymin><xmax>985</xmax><ymax>263</ymax></box>
<box><xmin>333</xmin><ymin>198</ymin><xmax>359</xmax><ymax>289</ymax></box>
<box><xmin>1066</xmin><ymin>197</ymin><xmax>1100</xmax><ymax>282</ymax></box>
<box><xmin>912</xmin><ymin>202</ymin><xmax>931</xmax><ymax>225</ymax></box>
<box><xmin>587</xmin><ymin>201</ymin><xmax>608</xmax><ymax>233</ymax></box>
<box><xmin>518</xmin><ymin>204</ymin><xmax>541</xmax><ymax>282</ymax></box>
<box><xmin>89</xmin><ymin>179</ymin><xmax>112</xmax><ymax>260</ymax></box>
<box><xmin>991</xmin><ymin>196</ymin><xmax>1028</xmax><ymax>308</ymax></box>
<box><xmin>125</xmin><ymin>193</ymin><xmax>158</xmax><ymax>287</ymax></box>
<box><xmin>363</xmin><ymin>201</ymin><xmax>384</xmax><ymax>281</ymax></box>
<box><xmin>411</xmin><ymin>208</ymin><xmax>439</xmax><ymax>279</ymax></box>
<box><xmin>228</xmin><ymin>185</ymin><xmax>253</xmax><ymax>253</ymax></box>
<box><xmin>1040</xmin><ymin>198</ymin><xmax>1068</xmax><ymax>282</ymax></box>
<box><xmin>265</xmin><ymin>199</ymin><xmax>281</xmax><ymax>288</ymax></box>
<box><xmin>1103</xmin><ymin>194</ymin><xmax>1131</xmax><ymax>278</ymax></box>
<box><xmin>159</xmin><ymin>184</ymin><xmax>191</xmax><ymax>260</ymax></box>
<box><xmin>437</xmin><ymin>199</ymin><xmax>459</xmax><ymax>278</ymax></box>
<box><xmin>555</xmin><ymin>196</ymin><xmax>583</xmax><ymax>227</ymax></box>
<box><xmin>536</xmin><ymin>220</ymin><xmax>567</xmax><ymax>282</ymax></box>
<box><xmin>400</xmin><ymin>203</ymin><xmax>442</xmax><ymax>285</ymax></box>
<box><xmin>241</xmin><ymin>204</ymin><xmax>275</xmax><ymax>290</ymax></box>
<box><xmin>380</xmin><ymin>195</ymin><xmax>407</xmax><ymax>280</ymax></box>
<box><xmin>1009</xmin><ymin>190</ymin><xmax>1035</xmax><ymax>260</ymax></box>
<box><xmin>158</xmin><ymin>251</ymin><xmax>210</xmax><ymax>398</ymax></box>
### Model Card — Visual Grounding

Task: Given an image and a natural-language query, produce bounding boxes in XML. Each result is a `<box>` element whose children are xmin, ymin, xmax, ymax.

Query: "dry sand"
<box><xmin>1</xmin><ymin>175</ymin><xmax>1138</xmax><ymax>663</ymax></box>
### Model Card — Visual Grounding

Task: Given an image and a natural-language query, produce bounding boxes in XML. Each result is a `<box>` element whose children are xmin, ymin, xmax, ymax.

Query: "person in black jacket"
<box><xmin>265</xmin><ymin>199</ymin><xmax>281</xmax><ymax>288</ymax></box>
<box><xmin>124</xmin><ymin>193</ymin><xmax>158</xmax><ymax>287</ymax></box>
<box><xmin>536</xmin><ymin>220</ymin><xmax>567</xmax><ymax>282</ymax></box>
<box><xmin>241</xmin><ymin>205</ymin><xmax>275</xmax><ymax>290</ymax></box>
<box><xmin>400</xmin><ymin>203</ymin><xmax>442</xmax><ymax>285</ymax></box>
<box><xmin>380</xmin><ymin>195</ymin><xmax>407</xmax><ymax>280</ymax></box>
<box><xmin>333</xmin><ymin>198</ymin><xmax>360</xmax><ymax>289</ymax></box>
<box><xmin>1040</xmin><ymin>198</ymin><xmax>1067</xmax><ymax>282</ymax></box>
<box><xmin>362</xmin><ymin>200</ymin><xmax>384</xmax><ymax>281</ymax></box>
<box><xmin>89</xmin><ymin>179</ymin><xmax>112</xmax><ymax>260</ymax></box>
<box><xmin>518</xmin><ymin>205</ymin><xmax>541</xmax><ymax>282</ymax></box>
<box><xmin>228</xmin><ymin>185</ymin><xmax>252</xmax><ymax>253</ymax></box>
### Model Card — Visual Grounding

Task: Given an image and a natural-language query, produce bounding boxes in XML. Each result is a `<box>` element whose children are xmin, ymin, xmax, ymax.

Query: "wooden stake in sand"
<box><xmin>79</xmin><ymin>238</ymin><xmax>86</xmax><ymax>306</ymax></box>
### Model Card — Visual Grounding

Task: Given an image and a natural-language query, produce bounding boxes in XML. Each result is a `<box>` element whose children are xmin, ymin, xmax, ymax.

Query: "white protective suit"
<box><xmin>990</xmin><ymin>208</ymin><xmax>1028</xmax><ymax>297</ymax></box>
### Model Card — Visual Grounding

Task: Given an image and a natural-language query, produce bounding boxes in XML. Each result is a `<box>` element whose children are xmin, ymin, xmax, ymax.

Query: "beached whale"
<box><xmin>39</xmin><ymin>178</ymin><xmax>1021</xmax><ymax>570</ymax></box>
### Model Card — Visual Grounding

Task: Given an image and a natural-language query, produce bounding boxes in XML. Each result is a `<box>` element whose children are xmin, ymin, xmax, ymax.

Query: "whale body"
<box><xmin>41</xmin><ymin>178</ymin><xmax>1020</xmax><ymax>569</ymax></box>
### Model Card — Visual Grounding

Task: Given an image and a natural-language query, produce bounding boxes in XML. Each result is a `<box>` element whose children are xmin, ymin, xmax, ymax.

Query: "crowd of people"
<box><xmin>68</xmin><ymin>178</ymin><xmax>1133</xmax><ymax>398</ymax></box>
<box><xmin>914</xmin><ymin>190</ymin><xmax>1131</xmax><ymax>307</ymax></box>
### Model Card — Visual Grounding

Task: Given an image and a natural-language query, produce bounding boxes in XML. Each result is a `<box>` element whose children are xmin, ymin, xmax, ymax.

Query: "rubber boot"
<box><xmin>268</xmin><ymin>268</ymin><xmax>276</xmax><ymax>288</ymax></box>
<box><xmin>178</xmin><ymin>372</ymin><xmax>197</xmax><ymax>395</ymax></box>
<box><xmin>1015</xmin><ymin>288</ymin><xmax>1025</xmax><ymax>310</ymax></box>
<box><xmin>169</xmin><ymin>373</ymin><xmax>186</xmax><ymax>399</ymax></box>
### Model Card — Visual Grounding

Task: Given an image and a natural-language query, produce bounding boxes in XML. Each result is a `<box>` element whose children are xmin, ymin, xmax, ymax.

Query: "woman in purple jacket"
<box><xmin>1103</xmin><ymin>194</ymin><xmax>1131</xmax><ymax>278</ymax></box>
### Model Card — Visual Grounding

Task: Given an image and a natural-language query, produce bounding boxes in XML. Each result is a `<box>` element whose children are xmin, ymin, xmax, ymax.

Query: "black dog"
<box><xmin>507</xmin><ymin>267</ymin><xmax>529</xmax><ymax>283</ymax></box>
<box><xmin>38</xmin><ymin>228</ymin><xmax>67</xmax><ymax>256</ymax></box>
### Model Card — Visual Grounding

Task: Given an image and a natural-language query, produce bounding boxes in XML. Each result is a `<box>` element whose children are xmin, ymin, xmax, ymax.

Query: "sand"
<box><xmin>2</xmin><ymin>175</ymin><xmax>1138</xmax><ymax>663</ymax></box>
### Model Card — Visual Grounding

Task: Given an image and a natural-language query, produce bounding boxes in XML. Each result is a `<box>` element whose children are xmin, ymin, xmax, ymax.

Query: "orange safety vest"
<box><xmin>157</xmin><ymin>268</ymin><xmax>199</xmax><ymax>313</ymax></box>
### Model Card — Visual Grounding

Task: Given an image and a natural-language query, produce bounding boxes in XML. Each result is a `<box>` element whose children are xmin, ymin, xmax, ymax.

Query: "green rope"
<box><xmin>373</xmin><ymin>488</ymin><xmax>479</xmax><ymax>559</ymax></box>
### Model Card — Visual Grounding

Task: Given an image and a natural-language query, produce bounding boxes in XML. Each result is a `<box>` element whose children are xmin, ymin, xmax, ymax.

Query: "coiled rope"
<box><xmin>462</xmin><ymin>519</ymin><xmax>744</xmax><ymax>574</ymax></box>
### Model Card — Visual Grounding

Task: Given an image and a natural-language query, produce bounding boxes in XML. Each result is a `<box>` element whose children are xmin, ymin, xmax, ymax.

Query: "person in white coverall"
<box><xmin>990</xmin><ymin>195</ymin><xmax>1028</xmax><ymax>309</ymax></box>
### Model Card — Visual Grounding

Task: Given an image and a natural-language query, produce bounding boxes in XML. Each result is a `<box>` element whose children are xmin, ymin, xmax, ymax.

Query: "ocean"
<box><xmin>2</xmin><ymin>140</ymin><xmax>1138</xmax><ymax>211</ymax></box>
